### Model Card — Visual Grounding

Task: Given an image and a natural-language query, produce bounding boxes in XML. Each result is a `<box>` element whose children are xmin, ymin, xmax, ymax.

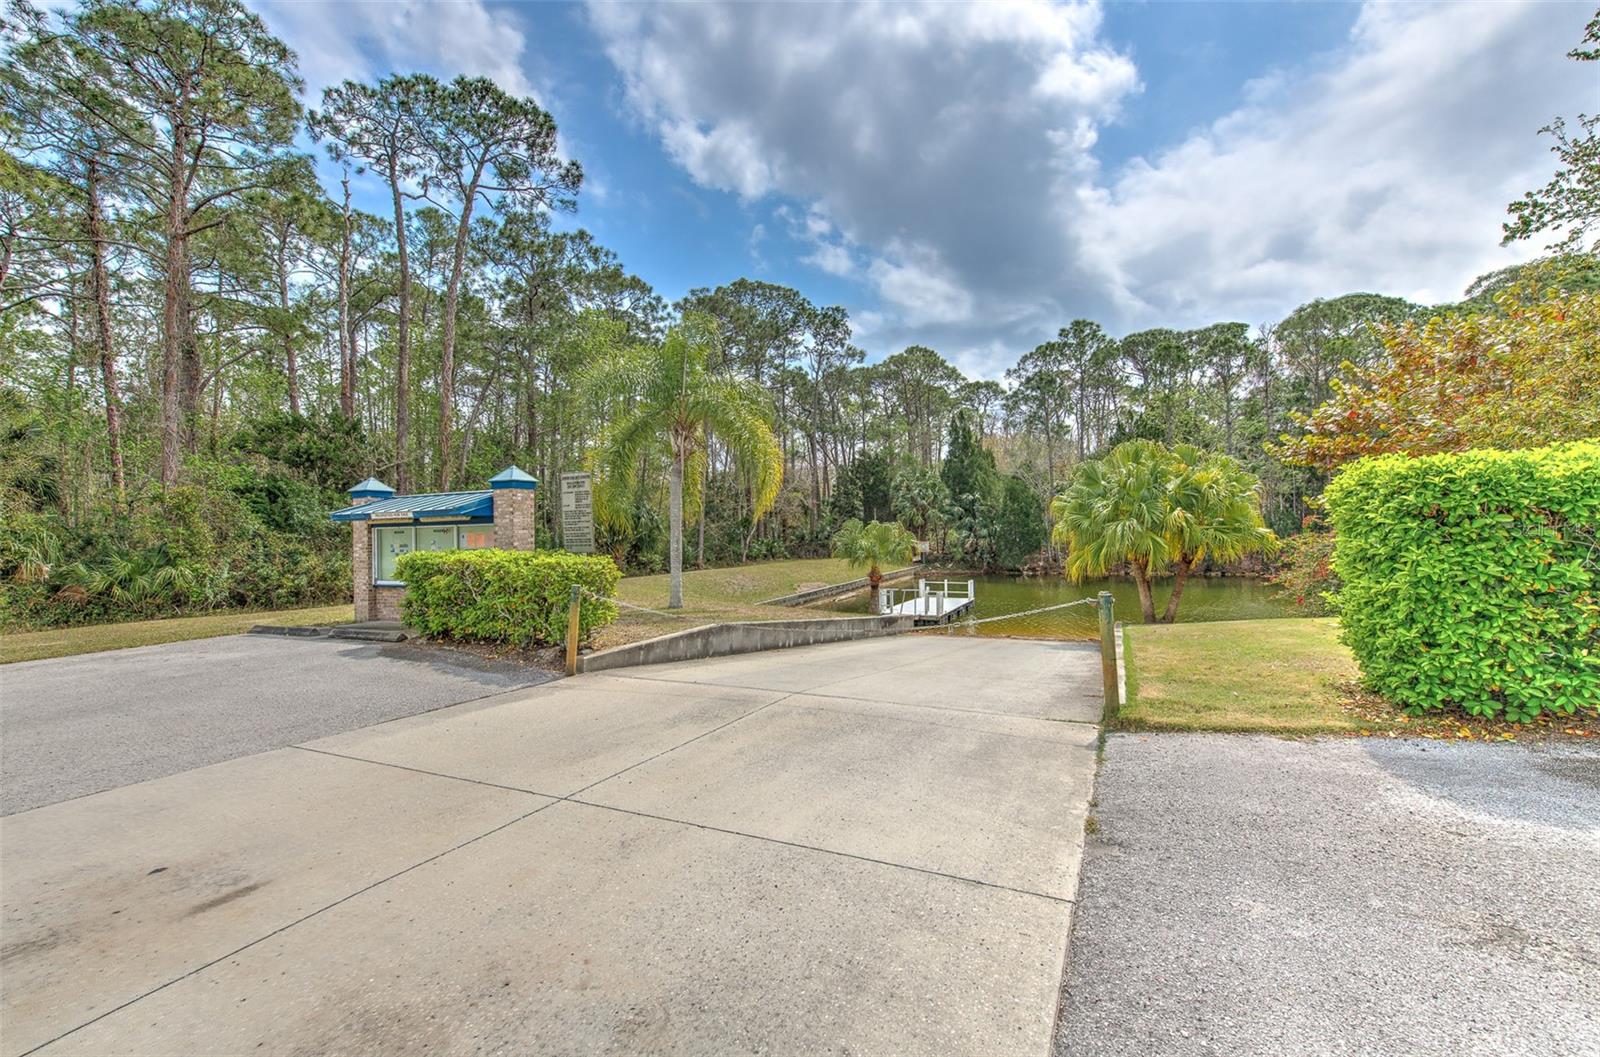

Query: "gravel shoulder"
<box><xmin>0</xmin><ymin>634</ymin><xmax>553</xmax><ymax>814</ymax></box>
<box><xmin>1054</xmin><ymin>733</ymin><xmax>1600</xmax><ymax>1057</ymax></box>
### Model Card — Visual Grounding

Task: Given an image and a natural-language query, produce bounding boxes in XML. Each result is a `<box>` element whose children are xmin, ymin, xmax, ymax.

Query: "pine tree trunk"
<box><xmin>390</xmin><ymin>165</ymin><xmax>412</xmax><ymax>493</ymax></box>
<box><xmin>159</xmin><ymin>128</ymin><xmax>186</xmax><ymax>486</ymax></box>
<box><xmin>62</xmin><ymin>284</ymin><xmax>78</xmax><ymax>518</ymax></box>
<box><xmin>86</xmin><ymin>157</ymin><xmax>125</xmax><ymax>505</ymax></box>
<box><xmin>669</xmin><ymin>443</ymin><xmax>685</xmax><ymax>609</ymax></box>
<box><xmin>338</xmin><ymin>171</ymin><xmax>355</xmax><ymax>419</ymax></box>
<box><xmin>278</xmin><ymin>237</ymin><xmax>299</xmax><ymax>416</ymax></box>
<box><xmin>438</xmin><ymin>167</ymin><xmax>485</xmax><ymax>492</ymax></box>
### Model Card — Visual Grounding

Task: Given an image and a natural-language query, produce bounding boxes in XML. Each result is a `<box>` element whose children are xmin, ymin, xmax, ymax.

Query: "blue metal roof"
<box><xmin>330</xmin><ymin>490</ymin><xmax>494</xmax><ymax>522</ymax></box>
<box><xmin>488</xmin><ymin>464</ymin><xmax>538</xmax><ymax>489</ymax></box>
<box><xmin>347</xmin><ymin>476</ymin><xmax>395</xmax><ymax>498</ymax></box>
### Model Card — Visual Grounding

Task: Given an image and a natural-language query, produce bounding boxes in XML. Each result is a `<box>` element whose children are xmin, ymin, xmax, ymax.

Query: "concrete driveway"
<box><xmin>0</xmin><ymin>635</ymin><xmax>554</xmax><ymax>815</ymax></box>
<box><xmin>1</xmin><ymin>635</ymin><xmax>1103</xmax><ymax>1056</ymax></box>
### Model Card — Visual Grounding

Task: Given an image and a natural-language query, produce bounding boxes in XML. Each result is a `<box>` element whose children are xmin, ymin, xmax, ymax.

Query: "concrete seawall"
<box><xmin>578</xmin><ymin>614</ymin><xmax>919</xmax><ymax>673</ymax></box>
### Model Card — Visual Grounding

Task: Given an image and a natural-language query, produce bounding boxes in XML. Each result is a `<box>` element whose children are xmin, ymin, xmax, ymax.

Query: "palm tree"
<box><xmin>831</xmin><ymin>519</ymin><xmax>917</xmax><ymax>614</ymax></box>
<box><xmin>587</xmin><ymin>317</ymin><xmax>782</xmax><ymax>609</ymax></box>
<box><xmin>1158</xmin><ymin>445</ymin><xmax>1280</xmax><ymax>623</ymax></box>
<box><xmin>1051</xmin><ymin>440</ymin><xmax>1172</xmax><ymax>623</ymax></box>
<box><xmin>1050</xmin><ymin>440</ymin><xmax>1277</xmax><ymax>624</ymax></box>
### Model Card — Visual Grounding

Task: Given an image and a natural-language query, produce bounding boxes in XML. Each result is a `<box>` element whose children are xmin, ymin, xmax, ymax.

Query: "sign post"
<box><xmin>559</xmin><ymin>472</ymin><xmax>594</xmax><ymax>554</ymax></box>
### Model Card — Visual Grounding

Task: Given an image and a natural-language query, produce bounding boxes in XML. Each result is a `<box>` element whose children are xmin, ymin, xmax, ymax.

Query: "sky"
<box><xmin>252</xmin><ymin>0</ymin><xmax>1596</xmax><ymax>379</ymax></box>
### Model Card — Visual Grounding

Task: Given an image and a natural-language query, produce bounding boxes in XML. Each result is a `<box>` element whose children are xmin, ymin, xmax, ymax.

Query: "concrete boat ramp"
<box><xmin>2</xmin><ymin>633</ymin><xmax>1104</xmax><ymax>1056</ymax></box>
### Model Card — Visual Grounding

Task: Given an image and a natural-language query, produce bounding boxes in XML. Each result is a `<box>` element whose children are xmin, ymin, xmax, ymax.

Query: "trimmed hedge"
<box><xmin>1324</xmin><ymin>442</ymin><xmax>1600</xmax><ymax>720</ymax></box>
<box><xmin>396</xmin><ymin>549</ymin><xmax>621</xmax><ymax>647</ymax></box>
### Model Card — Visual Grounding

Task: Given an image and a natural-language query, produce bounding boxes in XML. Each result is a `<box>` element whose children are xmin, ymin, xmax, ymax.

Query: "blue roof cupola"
<box><xmin>347</xmin><ymin>477</ymin><xmax>396</xmax><ymax>500</ymax></box>
<box><xmin>488</xmin><ymin>465</ymin><xmax>538</xmax><ymax>490</ymax></box>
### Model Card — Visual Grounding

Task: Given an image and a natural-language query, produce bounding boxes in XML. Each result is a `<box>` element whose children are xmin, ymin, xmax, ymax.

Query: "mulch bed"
<box><xmin>1337</xmin><ymin>681</ymin><xmax>1600</xmax><ymax>742</ymax></box>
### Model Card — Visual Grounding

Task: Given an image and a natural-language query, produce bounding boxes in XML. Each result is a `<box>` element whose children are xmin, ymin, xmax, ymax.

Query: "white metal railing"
<box><xmin>877</xmin><ymin>578</ymin><xmax>975</xmax><ymax>616</ymax></box>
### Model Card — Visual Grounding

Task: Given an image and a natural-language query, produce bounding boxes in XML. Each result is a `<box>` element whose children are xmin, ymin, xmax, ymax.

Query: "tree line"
<box><xmin>2</xmin><ymin>0</ymin><xmax>1595</xmax><ymax>627</ymax></box>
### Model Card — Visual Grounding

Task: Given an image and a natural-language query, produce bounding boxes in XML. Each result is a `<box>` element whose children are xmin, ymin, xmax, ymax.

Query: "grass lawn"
<box><xmin>1</xmin><ymin>603</ymin><xmax>352</xmax><ymax>665</ymax></box>
<box><xmin>1118</xmin><ymin>617</ymin><xmax>1366</xmax><ymax>734</ymax></box>
<box><xmin>593</xmin><ymin>558</ymin><xmax>875</xmax><ymax>651</ymax></box>
<box><xmin>617</xmin><ymin>557</ymin><xmax>868</xmax><ymax>609</ymax></box>
<box><xmin>1117</xmin><ymin>616</ymin><xmax>1600</xmax><ymax>741</ymax></box>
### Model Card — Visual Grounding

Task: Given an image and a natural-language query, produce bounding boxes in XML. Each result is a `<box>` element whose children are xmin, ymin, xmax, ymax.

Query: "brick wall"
<box><xmin>372</xmin><ymin>585</ymin><xmax>406</xmax><ymax>622</ymax></box>
<box><xmin>351</xmin><ymin>523</ymin><xmax>372</xmax><ymax>621</ymax></box>
<box><xmin>493</xmin><ymin>488</ymin><xmax>537</xmax><ymax>551</ymax></box>
<box><xmin>347</xmin><ymin>498</ymin><xmax>379</xmax><ymax>622</ymax></box>
<box><xmin>348</xmin><ymin>526</ymin><xmax>405</xmax><ymax>623</ymax></box>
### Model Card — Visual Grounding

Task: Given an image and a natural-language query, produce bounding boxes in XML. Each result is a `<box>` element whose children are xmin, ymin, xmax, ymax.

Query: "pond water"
<box><xmin>833</xmin><ymin>573</ymin><xmax>1298</xmax><ymax>639</ymax></box>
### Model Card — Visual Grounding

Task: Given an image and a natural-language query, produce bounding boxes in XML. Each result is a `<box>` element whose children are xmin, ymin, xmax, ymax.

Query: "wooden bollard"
<box><xmin>1097</xmin><ymin>591</ymin><xmax>1119</xmax><ymax>721</ymax></box>
<box><xmin>565</xmin><ymin>583</ymin><xmax>582</xmax><ymax>676</ymax></box>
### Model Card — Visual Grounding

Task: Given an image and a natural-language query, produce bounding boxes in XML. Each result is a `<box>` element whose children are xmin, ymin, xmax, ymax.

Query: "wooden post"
<box><xmin>1097</xmin><ymin>591</ymin><xmax>1119</xmax><ymax>721</ymax></box>
<box><xmin>565</xmin><ymin>583</ymin><xmax>582</xmax><ymax>677</ymax></box>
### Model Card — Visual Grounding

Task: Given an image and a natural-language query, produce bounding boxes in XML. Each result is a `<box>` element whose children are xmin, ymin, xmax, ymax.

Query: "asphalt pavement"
<box><xmin>1054</xmin><ymin>733</ymin><xmax>1600</xmax><ymax>1057</ymax></box>
<box><xmin>0</xmin><ymin>634</ymin><xmax>553</xmax><ymax>814</ymax></box>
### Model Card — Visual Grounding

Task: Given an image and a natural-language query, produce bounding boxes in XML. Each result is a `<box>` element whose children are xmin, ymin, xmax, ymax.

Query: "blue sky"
<box><xmin>257</xmin><ymin>0</ymin><xmax>1594</xmax><ymax>377</ymax></box>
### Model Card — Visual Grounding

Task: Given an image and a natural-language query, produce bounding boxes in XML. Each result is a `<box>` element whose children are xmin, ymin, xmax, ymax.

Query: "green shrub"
<box><xmin>1324</xmin><ymin>442</ymin><xmax>1600</xmax><ymax>720</ymax></box>
<box><xmin>397</xmin><ymin>549</ymin><xmax>621</xmax><ymax>646</ymax></box>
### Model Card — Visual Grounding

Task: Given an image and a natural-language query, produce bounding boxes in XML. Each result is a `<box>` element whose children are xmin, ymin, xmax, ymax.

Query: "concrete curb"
<box><xmin>578</xmin><ymin>614</ymin><xmax>919</xmax><ymax>673</ymax></box>
<box><xmin>756</xmin><ymin>566</ymin><xmax>920</xmax><ymax>607</ymax></box>
<box><xmin>329</xmin><ymin>626</ymin><xmax>411</xmax><ymax>643</ymax></box>
<box><xmin>247</xmin><ymin>625</ymin><xmax>330</xmax><ymax>639</ymax></box>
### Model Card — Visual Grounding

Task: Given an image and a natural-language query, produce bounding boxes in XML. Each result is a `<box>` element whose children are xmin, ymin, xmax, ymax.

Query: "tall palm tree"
<box><xmin>831</xmin><ymin>519</ymin><xmax>917</xmax><ymax>614</ymax></box>
<box><xmin>587</xmin><ymin>317</ymin><xmax>782</xmax><ymax>609</ymax></box>
<box><xmin>1050</xmin><ymin>440</ymin><xmax>1277</xmax><ymax>623</ymax></box>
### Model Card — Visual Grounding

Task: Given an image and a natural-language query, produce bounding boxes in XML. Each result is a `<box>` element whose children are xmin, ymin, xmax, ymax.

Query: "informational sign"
<box><xmin>559</xmin><ymin>471</ymin><xmax>595</xmax><ymax>554</ymax></box>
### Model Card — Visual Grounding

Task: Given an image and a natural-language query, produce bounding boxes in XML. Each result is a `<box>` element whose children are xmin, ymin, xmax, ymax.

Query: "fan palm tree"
<box><xmin>1051</xmin><ymin>440</ymin><xmax>1277</xmax><ymax>624</ymax></box>
<box><xmin>587</xmin><ymin>317</ymin><xmax>782</xmax><ymax>609</ymax></box>
<box><xmin>1158</xmin><ymin>445</ymin><xmax>1280</xmax><ymax>623</ymax></box>
<box><xmin>831</xmin><ymin>519</ymin><xmax>917</xmax><ymax>614</ymax></box>
<box><xmin>1051</xmin><ymin>440</ymin><xmax>1172</xmax><ymax>622</ymax></box>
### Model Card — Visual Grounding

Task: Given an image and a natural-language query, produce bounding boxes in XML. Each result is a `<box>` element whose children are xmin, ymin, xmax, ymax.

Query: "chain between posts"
<box><xmin>584</xmin><ymin>589</ymin><xmax>692</xmax><ymax>621</ymax></box>
<box><xmin>566</xmin><ymin>586</ymin><xmax>690</xmax><ymax>676</ymax></box>
<box><xmin>942</xmin><ymin>595</ymin><xmax>1099</xmax><ymax>630</ymax></box>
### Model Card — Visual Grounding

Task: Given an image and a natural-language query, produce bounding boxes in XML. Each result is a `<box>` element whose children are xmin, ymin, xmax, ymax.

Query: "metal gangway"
<box><xmin>879</xmin><ymin>578</ymin><xmax>976</xmax><ymax>625</ymax></box>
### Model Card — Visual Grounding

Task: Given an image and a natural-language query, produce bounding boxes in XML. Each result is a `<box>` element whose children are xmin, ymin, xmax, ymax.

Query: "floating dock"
<box><xmin>880</xmin><ymin>579</ymin><xmax>976</xmax><ymax>625</ymax></box>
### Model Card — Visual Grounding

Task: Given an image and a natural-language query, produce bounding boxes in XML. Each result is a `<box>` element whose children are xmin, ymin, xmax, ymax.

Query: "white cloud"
<box><xmin>255</xmin><ymin>0</ymin><xmax>539</xmax><ymax>100</ymax></box>
<box><xmin>587</xmin><ymin>0</ymin><xmax>1137</xmax><ymax>375</ymax></box>
<box><xmin>803</xmin><ymin>242</ymin><xmax>856</xmax><ymax>278</ymax></box>
<box><xmin>1081</xmin><ymin>1</ymin><xmax>1591</xmax><ymax>326</ymax></box>
<box><xmin>867</xmin><ymin>241</ymin><xmax>976</xmax><ymax>326</ymax></box>
<box><xmin>588</xmin><ymin>0</ymin><xmax>1594</xmax><ymax>375</ymax></box>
